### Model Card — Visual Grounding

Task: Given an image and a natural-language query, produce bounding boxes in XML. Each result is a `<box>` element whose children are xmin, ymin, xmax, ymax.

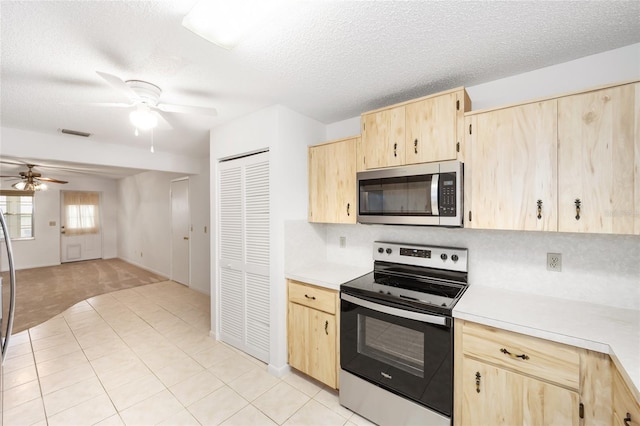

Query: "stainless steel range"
<box><xmin>339</xmin><ymin>241</ymin><xmax>468</xmax><ymax>426</ymax></box>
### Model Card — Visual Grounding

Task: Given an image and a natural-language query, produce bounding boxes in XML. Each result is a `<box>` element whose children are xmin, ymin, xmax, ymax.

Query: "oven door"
<box><xmin>340</xmin><ymin>292</ymin><xmax>453</xmax><ymax>417</ymax></box>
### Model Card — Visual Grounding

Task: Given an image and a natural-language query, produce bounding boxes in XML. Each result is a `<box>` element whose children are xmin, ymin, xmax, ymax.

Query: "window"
<box><xmin>63</xmin><ymin>191</ymin><xmax>100</xmax><ymax>235</ymax></box>
<box><xmin>0</xmin><ymin>190</ymin><xmax>34</xmax><ymax>239</ymax></box>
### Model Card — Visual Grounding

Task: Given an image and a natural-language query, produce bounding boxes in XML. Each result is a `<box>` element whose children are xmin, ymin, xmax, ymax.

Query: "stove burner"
<box><xmin>341</xmin><ymin>242</ymin><xmax>468</xmax><ymax>315</ymax></box>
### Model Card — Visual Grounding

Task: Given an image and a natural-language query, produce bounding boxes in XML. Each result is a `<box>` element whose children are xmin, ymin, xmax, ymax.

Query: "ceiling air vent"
<box><xmin>59</xmin><ymin>128</ymin><xmax>91</xmax><ymax>137</ymax></box>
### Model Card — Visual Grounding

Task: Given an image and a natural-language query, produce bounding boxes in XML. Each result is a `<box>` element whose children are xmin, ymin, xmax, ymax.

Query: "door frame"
<box><xmin>170</xmin><ymin>177</ymin><xmax>190</xmax><ymax>286</ymax></box>
<box><xmin>60</xmin><ymin>190</ymin><xmax>104</xmax><ymax>263</ymax></box>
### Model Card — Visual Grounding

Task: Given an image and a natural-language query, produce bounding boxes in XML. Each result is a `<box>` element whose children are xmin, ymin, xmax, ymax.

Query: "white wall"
<box><xmin>188</xmin><ymin>158</ymin><xmax>211</xmax><ymax>295</ymax></box>
<box><xmin>325</xmin><ymin>43</ymin><xmax>640</xmax><ymax>138</ymax></box>
<box><xmin>210</xmin><ymin>105</ymin><xmax>326</xmax><ymax>374</ymax></box>
<box><xmin>0</xmin><ymin>128</ymin><xmax>203</xmax><ymax>175</ymax></box>
<box><xmin>1</xmin><ymin>172</ymin><xmax>118</xmax><ymax>271</ymax></box>
<box><xmin>284</xmin><ymin>223</ymin><xmax>639</xmax><ymax>310</ymax></box>
<box><xmin>118</xmin><ymin>171</ymin><xmax>178</xmax><ymax>277</ymax></box>
<box><xmin>116</xmin><ymin>164</ymin><xmax>211</xmax><ymax>292</ymax></box>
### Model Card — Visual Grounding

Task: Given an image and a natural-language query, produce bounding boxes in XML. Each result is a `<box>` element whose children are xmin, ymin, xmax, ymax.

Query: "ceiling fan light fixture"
<box><xmin>182</xmin><ymin>0</ymin><xmax>277</xmax><ymax>49</ymax></box>
<box><xmin>12</xmin><ymin>180</ymin><xmax>46</xmax><ymax>191</ymax></box>
<box><xmin>129</xmin><ymin>105</ymin><xmax>158</xmax><ymax>130</ymax></box>
<box><xmin>11</xmin><ymin>181</ymin><xmax>26</xmax><ymax>190</ymax></box>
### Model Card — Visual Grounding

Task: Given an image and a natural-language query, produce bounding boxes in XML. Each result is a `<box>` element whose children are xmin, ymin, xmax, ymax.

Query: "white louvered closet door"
<box><xmin>218</xmin><ymin>151</ymin><xmax>270</xmax><ymax>362</ymax></box>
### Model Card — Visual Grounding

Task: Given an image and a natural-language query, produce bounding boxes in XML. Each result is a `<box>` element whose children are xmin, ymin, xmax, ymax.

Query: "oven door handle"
<box><xmin>341</xmin><ymin>293</ymin><xmax>448</xmax><ymax>326</ymax></box>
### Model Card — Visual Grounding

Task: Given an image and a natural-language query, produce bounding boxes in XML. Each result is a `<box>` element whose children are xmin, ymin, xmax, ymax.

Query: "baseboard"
<box><xmin>118</xmin><ymin>257</ymin><xmax>169</xmax><ymax>280</ymax></box>
<box><xmin>209</xmin><ymin>330</ymin><xmax>218</xmax><ymax>340</ymax></box>
<box><xmin>1</xmin><ymin>261</ymin><xmax>61</xmax><ymax>273</ymax></box>
<box><xmin>268</xmin><ymin>363</ymin><xmax>291</xmax><ymax>378</ymax></box>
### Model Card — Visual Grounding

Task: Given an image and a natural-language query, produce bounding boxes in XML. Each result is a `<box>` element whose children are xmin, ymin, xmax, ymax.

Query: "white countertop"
<box><xmin>285</xmin><ymin>262</ymin><xmax>371</xmax><ymax>291</ymax></box>
<box><xmin>453</xmin><ymin>285</ymin><xmax>640</xmax><ymax>400</ymax></box>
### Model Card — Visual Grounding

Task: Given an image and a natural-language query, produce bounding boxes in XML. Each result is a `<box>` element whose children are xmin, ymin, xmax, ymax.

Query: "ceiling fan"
<box><xmin>0</xmin><ymin>164</ymin><xmax>68</xmax><ymax>191</ymax></box>
<box><xmin>94</xmin><ymin>71</ymin><xmax>218</xmax><ymax>131</ymax></box>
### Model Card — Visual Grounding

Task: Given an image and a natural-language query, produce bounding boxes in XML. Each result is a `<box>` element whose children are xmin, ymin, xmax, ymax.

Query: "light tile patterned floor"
<box><xmin>1</xmin><ymin>281</ymin><xmax>375</xmax><ymax>426</ymax></box>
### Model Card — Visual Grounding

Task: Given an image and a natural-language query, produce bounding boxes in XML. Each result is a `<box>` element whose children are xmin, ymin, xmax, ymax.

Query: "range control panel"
<box><xmin>373</xmin><ymin>241</ymin><xmax>468</xmax><ymax>272</ymax></box>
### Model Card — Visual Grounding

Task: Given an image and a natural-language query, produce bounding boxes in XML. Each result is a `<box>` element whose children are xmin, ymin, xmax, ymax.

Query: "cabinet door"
<box><xmin>461</xmin><ymin>357</ymin><xmax>523</xmax><ymax>426</ymax></box>
<box><xmin>522</xmin><ymin>376</ymin><xmax>580</xmax><ymax>426</ymax></box>
<box><xmin>465</xmin><ymin>100</ymin><xmax>558</xmax><ymax>231</ymax></box>
<box><xmin>308</xmin><ymin>137</ymin><xmax>357</xmax><ymax>224</ymax></box>
<box><xmin>308</xmin><ymin>309</ymin><xmax>337</xmax><ymax>388</ymax></box>
<box><xmin>558</xmin><ymin>83</ymin><xmax>639</xmax><ymax>234</ymax></box>
<box><xmin>461</xmin><ymin>358</ymin><xmax>579</xmax><ymax>426</ymax></box>
<box><xmin>362</xmin><ymin>105</ymin><xmax>405</xmax><ymax>169</ymax></box>
<box><xmin>287</xmin><ymin>302</ymin><xmax>308</xmax><ymax>374</ymax></box>
<box><xmin>612</xmin><ymin>367</ymin><xmax>640</xmax><ymax>426</ymax></box>
<box><xmin>405</xmin><ymin>91</ymin><xmax>458</xmax><ymax>164</ymax></box>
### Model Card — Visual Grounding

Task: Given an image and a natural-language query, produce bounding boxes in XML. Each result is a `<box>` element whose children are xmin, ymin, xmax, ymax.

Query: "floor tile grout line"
<box><xmin>82</xmin><ymin>284</ymin><xmax>213</xmax><ymax>424</ymax></box>
<box><xmin>26</xmin><ymin>327</ymin><xmax>50</xmax><ymax>425</ymax></box>
<box><xmin>8</xmin><ymin>282</ymin><xmax>361</xmax><ymax>426</ymax></box>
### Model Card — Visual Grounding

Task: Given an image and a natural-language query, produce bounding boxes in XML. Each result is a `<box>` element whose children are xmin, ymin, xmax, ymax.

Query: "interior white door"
<box><xmin>171</xmin><ymin>178</ymin><xmax>190</xmax><ymax>286</ymax></box>
<box><xmin>60</xmin><ymin>191</ymin><xmax>102</xmax><ymax>263</ymax></box>
<box><xmin>218</xmin><ymin>150</ymin><xmax>270</xmax><ymax>363</ymax></box>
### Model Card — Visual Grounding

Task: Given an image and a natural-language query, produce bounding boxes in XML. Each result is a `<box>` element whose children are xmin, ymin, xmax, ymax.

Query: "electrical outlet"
<box><xmin>547</xmin><ymin>253</ymin><xmax>562</xmax><ymax>272</ymax></box>
<box><xmin>339</xmin><ymin>236</ymin><xmax>346</xmax><ymax>248</ymax></box>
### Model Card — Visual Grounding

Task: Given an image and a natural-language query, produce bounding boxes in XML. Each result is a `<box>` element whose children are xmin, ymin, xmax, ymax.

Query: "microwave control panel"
<box><xmin>439</xmin><ymin>173</ymin><xmax>456</xmax><ymax>217</ymax></box>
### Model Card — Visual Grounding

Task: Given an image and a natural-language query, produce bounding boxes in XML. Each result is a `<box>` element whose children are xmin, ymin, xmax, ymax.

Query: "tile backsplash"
<box><xmin>285</xmin><ymin>220</ymin><xmax>640</xmax><ymax>310</ymax></box>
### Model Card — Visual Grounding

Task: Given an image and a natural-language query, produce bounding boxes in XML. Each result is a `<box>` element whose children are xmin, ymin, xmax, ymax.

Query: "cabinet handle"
<box><xmin>304</xmin><ymin>294</ymin><xmax>316</xmax><ymax>300</ymax></box>
<box><xmin>325</xmin><ymin>320</ymin><xmax>328</xmax><ymax>335</ymax></box>
<box><xmin>537</xmin><ymin>200</ymin><xmax>542</xmax><ymax>220</ymax></box>
<box><xmin>393</xmin><ymin>143</ymin><xmax>397</xmax><ymax>157</ymax></box>
<box><xmin>624</xmin><ymin>413</ymin><xmax>631</xmax><ymax>426</ymax></box>
<box><xmin>414</xmin><ymin>139</ymin><xmax>418</xmax><ymax>154</ymax></box>
<box><xmin>475</xmin><ymin>372</ymin><xmax>481</xmax><ymax>393</ymax></box>
<box><xmin>574</xmin><ymin>198</ymin><xmax>581</xmax><ymax>221</ymax></box>
<box><xmin>500</xmin><ymin>348</ymin><xmax>530</xmax><ymax>360</ymax></box>
<box><xmin>347</xmin><ymin>203</ymin><xmax>350</xmax><ymax>216</ymax></box>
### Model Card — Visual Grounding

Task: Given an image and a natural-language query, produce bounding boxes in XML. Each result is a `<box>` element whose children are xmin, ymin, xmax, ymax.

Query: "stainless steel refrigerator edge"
<box><xmin>0</xmin><ymin>209</ymin><xmax>18</xmax><ymax>426</ymax></box>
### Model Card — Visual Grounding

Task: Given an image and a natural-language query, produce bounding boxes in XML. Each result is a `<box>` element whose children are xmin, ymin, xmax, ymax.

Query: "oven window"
<box><xmin>357</xmin><ymin>315</ymin><xmax>424</xmax><ymax>378</ymax></box>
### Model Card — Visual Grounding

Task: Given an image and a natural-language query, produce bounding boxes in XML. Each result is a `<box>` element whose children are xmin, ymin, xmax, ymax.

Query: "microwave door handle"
<box><xmin>431</xmin><ymin>174</ymin><xmax>439</xmax><ymax>215</ymax></box>
<box><xmin>341</xmin><ymin>293</ymin><xmax>447</xmax><ymax>326</ymax></box>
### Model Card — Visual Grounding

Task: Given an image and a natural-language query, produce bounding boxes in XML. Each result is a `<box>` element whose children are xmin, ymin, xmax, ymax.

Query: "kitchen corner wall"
<box><xmin>285</xmin><ymin>220</ymin><xmax>639</xmax><ymax>310</ymax></box>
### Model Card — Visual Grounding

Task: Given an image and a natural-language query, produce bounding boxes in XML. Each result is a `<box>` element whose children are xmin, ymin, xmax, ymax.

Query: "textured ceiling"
<box><xmin>1</xmin><ymin>0</ymin><xmax>639</xmax><ymax>172</ymax></box>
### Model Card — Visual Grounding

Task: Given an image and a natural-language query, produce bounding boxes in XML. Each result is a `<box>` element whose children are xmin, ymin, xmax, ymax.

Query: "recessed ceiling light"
<box><xmin>182</xmin><ymin>0</ymin><xmax>279</xmax><ymax>49</ymax></box>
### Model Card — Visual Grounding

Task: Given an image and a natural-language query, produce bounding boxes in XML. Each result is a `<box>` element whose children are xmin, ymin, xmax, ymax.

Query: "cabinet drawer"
<box><xmin>288</xmin><ymin>280</ymin><xmax>337</xmax><ymax>314</ymax></box>
<box><xmin>613</xmin><ymin>367</ymin><xmax>640</xmax><ymax>426</ymax></box>
<box><xmin>461</xmin><ymin>321</ymin><xmax>580</xmax><ymax>389</ymax></box>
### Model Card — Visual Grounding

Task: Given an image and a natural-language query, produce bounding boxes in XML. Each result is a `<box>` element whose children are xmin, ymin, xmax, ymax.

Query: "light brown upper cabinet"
<box><xmin>308</xmin><ymin>136</ymin><xmax>358</xmax><ymax>224</ymax></box>
<box><xmin>465</xmin><ymin>81</ymin><xmax>639</xmax><ymax>235</ymax></box>
<box><xmin>362</xmin><ymin>105</ymin><xmax>406</xmax><ymax>169</ymax></box>
<box><xmin>464</xmin><ymin>100</ymin><xmax>558</xmax><ymax>231</ymax></box>
<box><xmin>558</xmin><ymin>83</ymin><xmax>639</xmax><ymax>234</ymax></box>
<box><xmin>361</xmin><ymin>87</ymin><xmax>470</xmax><ymax>170</ymax></box>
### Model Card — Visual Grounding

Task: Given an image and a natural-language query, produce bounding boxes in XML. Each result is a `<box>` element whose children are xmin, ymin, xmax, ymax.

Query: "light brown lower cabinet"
<box><xmin>287</xmin><ymin>279</ymin><xmax>339</xmax><ymax>389</ymax></box>
<box><xmin>613</xmin><ymin>367</ymin><xmax>640</xmax><ymax>426</ymax></box>
<box><xmin>454</xmin><ymin>319</ymin><xmax>614</xmax><ymax>426</ymax></box>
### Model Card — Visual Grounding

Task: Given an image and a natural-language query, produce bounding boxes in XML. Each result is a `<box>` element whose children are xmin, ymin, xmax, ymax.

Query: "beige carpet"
<box><xmin>1</xmin><ymin>258</ymin><xmax>166</xmax><ymax>334</ymax></box>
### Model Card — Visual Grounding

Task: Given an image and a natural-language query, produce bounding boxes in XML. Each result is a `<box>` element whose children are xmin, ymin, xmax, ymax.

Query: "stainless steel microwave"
<box><xmin>357</xmin><ymin>161</ymin><xmax>463</xmax><ymax>226</ymax></box>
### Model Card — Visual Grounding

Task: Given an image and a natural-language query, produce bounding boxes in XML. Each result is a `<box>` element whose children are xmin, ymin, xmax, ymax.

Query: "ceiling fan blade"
<box><xmin>156</xmin><ymin>103</ymin><xmax>218</xmax><ymax>116</ymax></box>
<box><xmin>96</xmin><ymin>71</ymin><xmax>140</xmax><ymax>101</ymax></box>
<box><xmin>0</xmin><ymin>175</ymin><xmax>21</xmax><ymax>178</ymax></box>
<box><xmin>37</xmin><ymin>177</ymin><xmax>68</xmax><ymax>184</ymax></box>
